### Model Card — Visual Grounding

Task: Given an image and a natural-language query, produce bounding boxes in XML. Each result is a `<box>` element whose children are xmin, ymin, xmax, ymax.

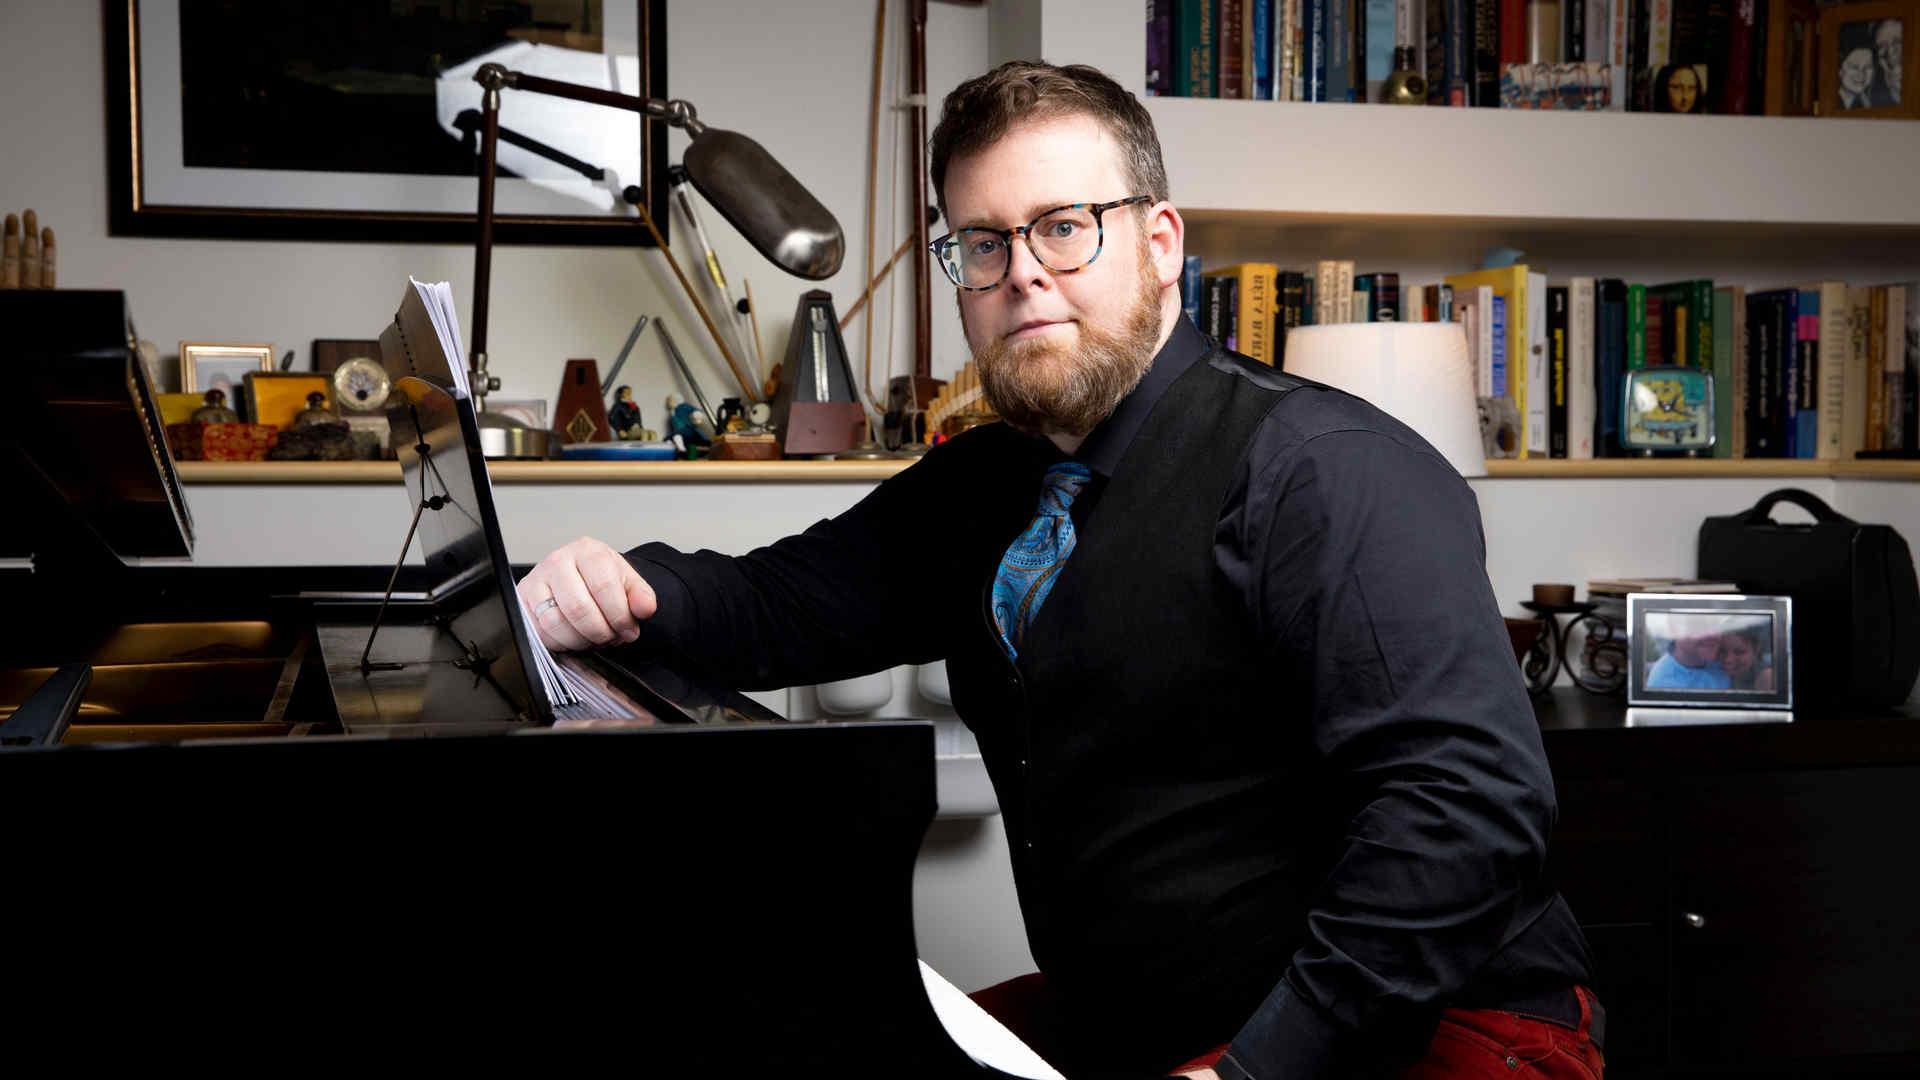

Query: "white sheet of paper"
<box><xmin>918</xmin><ymin>961</ymin><xmax>1064</xmax><ymax>1080</ymax></box>
<box><xmin>408</xmin><ymin>276</ymin><xmax>471</xmax><ymax>399</ymax></box>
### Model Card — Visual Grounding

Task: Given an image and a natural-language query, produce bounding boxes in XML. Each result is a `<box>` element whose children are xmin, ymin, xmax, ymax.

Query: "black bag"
<box><xmin>1697</xmin><ymin>488</ymin><xmax>1920</xmax><ymax>711</ymax></box>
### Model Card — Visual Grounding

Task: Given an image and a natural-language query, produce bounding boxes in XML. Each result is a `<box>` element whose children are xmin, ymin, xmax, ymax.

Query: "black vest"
<box><xmin>946</xmin><ymin>346</ymin><xmax>1340</xmax><ymax>1060</ymax></box>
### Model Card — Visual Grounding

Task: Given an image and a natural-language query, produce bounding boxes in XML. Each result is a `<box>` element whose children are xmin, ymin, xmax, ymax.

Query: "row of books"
<box><xmin>1180</xmin><ymin>257</ymin><xmax>1920</xmax><ymax>459</ymax></box>
<box><xmin>1147</xmin><ymin>0</ymin><xmax>1821</xmax><ymax>113</ymax></box>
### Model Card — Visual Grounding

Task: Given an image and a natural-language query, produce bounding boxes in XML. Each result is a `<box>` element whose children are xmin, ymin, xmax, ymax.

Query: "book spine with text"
<box><xmin>1220</xmin><ymin>0</ymin><xmax>1247</xmax><ymax>96</ymax></box>
<box><xmin>1570</xmin><ymin>277</ymin><xmax>1597</xmax><ymax>458</ymax></box>
<box><xmin>1181</xmin><ymin>255</ymin><xmax>1204</xmax><ymax>329</ymax></box>
<box><xmin>1472</xmin><ymin>0</ymin><xmax>1500</xmax><ymax>104</ymax></box>
<box><xmin>1149</xmin><ymin>0</ymin><xmax>1174</xmax><ymax>95</ymax></box>
<box><xmin>1841</xmin><ymin>285</ymin><xmax>1870</xmax><ymax>459</ymax></box>
<box><xmin>1597</xmin><ymin>278</ymin><xmax>1627</xmax><ymax>455</ymax></box>
<box><xmin>1500</xmin><ymin>0</ymin><xmax>1527</xmax><ymax>69</ymax></box>
<box><xmin>1723</xmin><ymin>0</ymin><xmax>1758</xmax><ymax>113</ymax></box>
<box><xmin>1527</xmin><ymin>270</ymin><xmax>1548</xmax><ymax>455</ymax></box>
<box><xmin>1812</xmin><ymin>281</ymin><xmax>1846</xmax><ymax>459</ymax></box>
<box><xmin>1179</xmin><ymin>0</ymin><xmax>1218</xmax><ymax>95</ymax></box>
<box><xmin>1794</xmin><ymin>287</ymin><xmax>1818</xmax><ymax>458</ymax></box>
<box><xmin>1607</xmin><ymin>0</ymin><xmax>1630</xmax><ymax>108</ymax></box>
<box><xmin>1254</xmin><ymin>0</ymin><xmax>1276</xmax><ymax>96</ymax></box>
<box><xmin>1328</xmin><ymin>0</ymin><xmax>1353</xmax><ymax>101</ymax></box>
<box><xmin>1867</xmin><ymin>286</ymin><xmax>1886</xmax><ymax>452</ymax></box>
<box><xmin>1548</xmin><ymin>285</ymin><xmax>1570</xmax><ymax>457</ymax></box>
<box><xmin>1743</xmin><ymin>290</ymin><xmax>1779</xmax><ymax>457</ymax></box>
<box><xmin>1627</xmin><ymin>284</ymin><xmax>1647</xmax><ymax>367</ymax></box>
<box><xmin>1277</xmin><ymin>271</ymin><xmax>1309</xmax><ymax>366</ymax></box>
<box><xmin>1897</xmin><ymin>285</ymin><xmax>1917</xmax><ymax>451</ymax></box>
<box><xmin>1208</xmin><ymin>263</ymin><xmax>1280</xmax><ymax>364</ymax></box>
<box><xmin>1885</xmin><ymin>286</ymin><xmax>1910</xmax><ymax>451</ymax></box>
<box><xmin>1374</xmin><ymin>272</ymin><xmax>1400</xmax><ymax>320</ymax></box>
<box><xmin>1728</xmin><ymin>284</ymin><xmax>1743</xmax><ymax>455</ymax></box>
<box><xmin>1310</xmin><ymin>0</ymin><xmax>1330</xmax><ymax>99</ymax></box>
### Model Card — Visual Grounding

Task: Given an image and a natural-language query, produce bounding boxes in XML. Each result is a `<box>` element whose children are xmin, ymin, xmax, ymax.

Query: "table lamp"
<box><xmin>467</xmin><ymin>62</ymin><xmax>845</xmax><ymax>414</ymax></box>
<box><xmin>1281</xmin><ymin>322</ymin><xmax>1487</xmax><ymax>478</ymax></box>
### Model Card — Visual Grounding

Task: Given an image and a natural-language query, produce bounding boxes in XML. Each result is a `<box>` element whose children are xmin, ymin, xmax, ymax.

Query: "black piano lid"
<box><xmin>1</xmin><ymin>289</ymin><xmax>194</xmax><ymax>564</ymax></box>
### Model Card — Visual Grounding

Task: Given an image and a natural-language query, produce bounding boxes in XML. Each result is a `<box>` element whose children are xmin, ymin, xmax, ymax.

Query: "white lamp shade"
<box><xmin>1281</xmin><ymin>323</ymin><xmax>1487</xmax><ymax>478</ymax></box>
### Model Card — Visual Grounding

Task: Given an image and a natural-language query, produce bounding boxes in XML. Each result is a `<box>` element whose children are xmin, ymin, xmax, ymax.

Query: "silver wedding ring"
<box><xmin>533</xmin><ymin>596</ymin><xmax>560</xmax><ymax>616</ymax></box>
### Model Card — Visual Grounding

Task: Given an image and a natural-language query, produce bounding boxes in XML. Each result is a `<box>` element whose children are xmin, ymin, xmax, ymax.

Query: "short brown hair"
<box><xmin>928</xmin><ymin>61</ymin><xmax>1168</xmax><ymax>223</ymax></box>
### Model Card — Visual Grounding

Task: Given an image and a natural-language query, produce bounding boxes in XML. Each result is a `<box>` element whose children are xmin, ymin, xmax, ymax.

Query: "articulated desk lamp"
<box><xmin>465</xmin><ymin>61</ymin><xmax>845</xmax><ymax>442</ymax></box>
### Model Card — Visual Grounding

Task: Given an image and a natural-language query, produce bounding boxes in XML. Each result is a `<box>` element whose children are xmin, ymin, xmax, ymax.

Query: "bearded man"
<box><xmin>516</xmin><ymin>61</ymin><xmax>1601</xmax><ymax>1080</ymax></box>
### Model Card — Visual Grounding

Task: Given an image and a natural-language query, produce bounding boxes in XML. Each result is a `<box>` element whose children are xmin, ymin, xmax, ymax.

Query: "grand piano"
<box><xmin>0</xmin><ymin>291</ymin><xmax>1045</xmax><ymax>1075</ymax></box>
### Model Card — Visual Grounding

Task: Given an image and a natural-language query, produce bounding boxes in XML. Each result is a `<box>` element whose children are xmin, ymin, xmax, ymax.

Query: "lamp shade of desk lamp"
<box><xmin>1282</xmin><ymin>323</ymin><xmax>1487</xmax><ymax>478</ymax></box>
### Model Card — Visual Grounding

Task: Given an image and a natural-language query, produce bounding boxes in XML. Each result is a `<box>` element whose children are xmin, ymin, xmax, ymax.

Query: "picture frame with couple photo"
<box><xmin>1627</xmin><ymin>593</ymin><xmax>1794</xmax><ymax>711</ymax></box>
<box><xmin>1628</xmin><ymin>591</ymin><xmax>1789</xmax><ymax>711</ymax></box>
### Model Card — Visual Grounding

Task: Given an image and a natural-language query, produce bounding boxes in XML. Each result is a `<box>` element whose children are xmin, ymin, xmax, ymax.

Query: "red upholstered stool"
<box><xmin>968</xmin><ymin>972</ymin><xmax>1227</xmax><ymax>1075</ymax></box>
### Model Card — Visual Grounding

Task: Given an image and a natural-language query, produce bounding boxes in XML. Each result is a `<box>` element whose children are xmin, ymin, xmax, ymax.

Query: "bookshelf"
<box><xmin>173</xmin><ymin>458</ymin><xmax>1920</xmax><ymax>485</ymax></box>
<box><xmin>174</xmin><ymin>460</ymin><xmax>913</xmax><ymax>484</ymax></box>
<box><xmin>1019</xmin><ymin>1</ymin><xmax>1920</xmax><ymax>478</ymax></box>
<box><xmin>1484</xmin><ymin>459</ymin><xmax>1920</xmax><ymax>479</ymax></box>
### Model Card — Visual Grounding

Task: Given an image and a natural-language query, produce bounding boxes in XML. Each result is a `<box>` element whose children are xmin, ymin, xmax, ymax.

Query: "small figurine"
<box><xmin>608</xmin><ymin>384</ymin><xmax>651</xmax><ymax>440</ymax></box>
<box><xmin>190</xmin><ymin>387</ymin><xmax>239</xmax><ymax>424</ymax></box>
<box><xmin>664</xmin><ymin>393</ymin><xmax>714</xmax><ymax>458</ymax></box>
<box><xmin>291</xmin><ymin>391</ymin><xmax>339</xmax><ymax>428</ymax></box>
<box><xmin>716</xmin><ymin>396</ymin><xmax>747</xmax><ymax>434</ymax></box>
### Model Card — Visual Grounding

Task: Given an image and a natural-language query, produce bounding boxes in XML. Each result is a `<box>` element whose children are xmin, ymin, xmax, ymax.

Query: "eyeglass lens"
<box><xmin>940</xmin><ymin>205</ymin><xmax>1102</xmax><ymax>288</ymax></box>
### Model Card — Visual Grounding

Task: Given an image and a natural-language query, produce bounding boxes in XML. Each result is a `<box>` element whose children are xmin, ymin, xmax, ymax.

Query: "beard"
<box><xmin>972</xmin><ymin>247</ymin><xmax>1165</xmax><ymax>439</ymax></box>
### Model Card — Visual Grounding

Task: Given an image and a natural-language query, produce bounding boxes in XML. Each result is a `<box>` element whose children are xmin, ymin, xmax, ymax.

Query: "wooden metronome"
<box><xmin>554</xmin><ymin>358</ymin><xmax>611</xmax><ymax>443</ymax></box>
<box><xmin>769</xmin><ymin>290</ymin><xmax>867</xmax><ymax>456</ymax></box>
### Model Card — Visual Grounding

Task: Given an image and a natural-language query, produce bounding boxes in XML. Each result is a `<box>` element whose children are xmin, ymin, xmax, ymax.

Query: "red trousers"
<box><xmin>969</xmin><ymin>975</ymin><xmax>1605</xmax><ymax>1078</ymax></box>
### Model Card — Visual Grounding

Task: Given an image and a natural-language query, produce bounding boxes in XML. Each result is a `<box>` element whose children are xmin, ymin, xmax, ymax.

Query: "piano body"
<box><xmin>0</xmin><ymin>291</ymin><xmax>1033</xmax><ymax>1075</ymax></box>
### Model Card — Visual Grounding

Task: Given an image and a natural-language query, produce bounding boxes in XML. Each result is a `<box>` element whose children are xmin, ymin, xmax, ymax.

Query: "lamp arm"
<box><xmin>469</xmin><ymin>63</ymin><xmax>720</xmax><ymax>410</ymax></box>
<box><xmin>476</xmin><ymin>64</ymin><xmax>707</xmax><ymax>136</ymax></box>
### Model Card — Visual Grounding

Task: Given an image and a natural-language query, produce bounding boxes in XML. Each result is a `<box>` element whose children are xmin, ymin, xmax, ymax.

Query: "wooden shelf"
<box><xmin>175</xmin><ymin>459</ymin><xmax>916</xmax><ymax>485</ymax></box>
<box><xmin>1147</xmin><ymin>98</ymin><xmax>1920</xmax><ymax>233</ymax></box>
<box><xmin>175</xmin><ymin>458</ymin><xmax>1920</xmax><ymax>485</ymax></box>
<box><xmin>1483</xmin><ymin>459</ymin><xmax>1920</xmax><ymax>479</ymax></box>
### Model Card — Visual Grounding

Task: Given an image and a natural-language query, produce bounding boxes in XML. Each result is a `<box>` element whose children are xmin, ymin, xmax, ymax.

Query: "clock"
<box><xmin>1622</xmin><ymin>365</ymin><xmax>1715</xmax><ymax>456</ymax></box>
<box><xmin>331</xmin><ymin>356</ymin><xmax>392</xmax><ymax>414</ymax></box>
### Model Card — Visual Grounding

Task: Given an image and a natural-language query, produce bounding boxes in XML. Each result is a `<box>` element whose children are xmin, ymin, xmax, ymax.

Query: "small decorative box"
<box><xmin>167</xmin><ymin>421</ymin><xmax>278</xmax><ymax>461</ymax></box>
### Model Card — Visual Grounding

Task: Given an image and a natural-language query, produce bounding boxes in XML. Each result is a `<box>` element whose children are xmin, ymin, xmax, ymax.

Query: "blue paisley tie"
<box><xmin>992</xmin><ymin>462</ymin><xmax>1093</xmax><ymax>660</ymax></box>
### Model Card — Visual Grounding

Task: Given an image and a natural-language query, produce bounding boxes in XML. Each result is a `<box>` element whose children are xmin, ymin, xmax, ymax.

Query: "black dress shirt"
<box><xmin>626</xmin><ymin>315</ymin><xmax>1593</xmax><ymax>1077</ymax></box>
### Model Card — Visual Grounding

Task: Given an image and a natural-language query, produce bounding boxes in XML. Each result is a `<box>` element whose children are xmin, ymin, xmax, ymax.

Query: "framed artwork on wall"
<box><xmin>105</xmin><ymin>0</ymin><xmax>670</xmax><ymax>245</ymax></box>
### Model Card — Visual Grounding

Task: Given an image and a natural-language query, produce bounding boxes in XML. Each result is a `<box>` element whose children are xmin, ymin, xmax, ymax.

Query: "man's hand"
<box><xmin>1174</xmin><ymin>1069</ymin><xmax>1219</xmax><ymax>1080</ymax></box>
<box><xmin>516</xmin><ymin>537</ymin><xmax>657</xmax><ymax>652</ymax></box>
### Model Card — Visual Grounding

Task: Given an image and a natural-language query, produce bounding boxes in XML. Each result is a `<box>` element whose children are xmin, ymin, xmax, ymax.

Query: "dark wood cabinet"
<box><xmin>1668</xmin><ymin>768</ymin><xmax>1920</xmax><ymax>1066</ymax></box>
<box><xmin>1540</xmin><ymin>692</ymin><xmax>1920</xmax><ymax>1077</ymax></box>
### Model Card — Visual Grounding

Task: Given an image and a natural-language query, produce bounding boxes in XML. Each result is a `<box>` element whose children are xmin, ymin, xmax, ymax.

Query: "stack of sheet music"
<box><xmin>402</xmin><ymin>276</ymin><xmax>585</xmax><ymax>709</ymax></box>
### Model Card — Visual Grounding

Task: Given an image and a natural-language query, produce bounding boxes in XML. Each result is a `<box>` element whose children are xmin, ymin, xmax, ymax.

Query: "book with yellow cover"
<box><xmin>1444</xmin><ymin>265</ymin><xmax>1533</xmax><ymax>459</ymax></box>
<box><xmin>1203</xmin><ymin>262</ymin><xmax>1279</xmax><ymax>365</ymax></box>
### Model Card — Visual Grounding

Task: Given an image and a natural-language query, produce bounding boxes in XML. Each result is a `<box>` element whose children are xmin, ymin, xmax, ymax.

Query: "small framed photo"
<box><xmin>1627</xmin><ymin>593</ymin><xmax>1793</xmax><ymax>710</ymax></box>
<box><xmin>1819</xmin><ymin>1</ymin><xmax>1917</xmax><ymax>119</ymax></box>
<box><xmin>180</xmin><ymin>342</ymin><xmax>274</xmax><ymax>416</ymax></box>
